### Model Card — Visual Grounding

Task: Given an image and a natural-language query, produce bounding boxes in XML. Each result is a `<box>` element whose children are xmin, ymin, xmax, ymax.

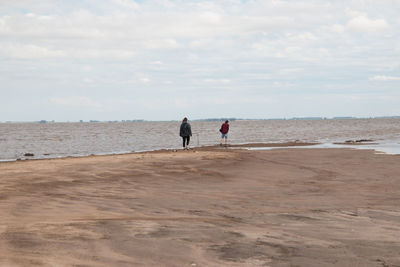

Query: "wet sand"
<box><xmin>0</xmin><ymin>146</ymin><xmax>400</xmax><ymax>266</ymax></box>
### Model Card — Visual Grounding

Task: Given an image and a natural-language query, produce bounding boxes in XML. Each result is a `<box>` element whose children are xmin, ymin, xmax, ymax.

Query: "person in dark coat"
<box><xmin>179</xmin><ymin>117</ymin><xmax>192</xmax><ymax>149</ymax></box>
<box><xmin>220</xmin><ymin>120</ymin><xmax>229</xmax><ymax>146</ymax></box>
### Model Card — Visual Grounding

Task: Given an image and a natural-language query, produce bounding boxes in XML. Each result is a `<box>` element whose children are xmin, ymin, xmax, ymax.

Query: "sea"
<box><xmin>1</xmin><ymin>118</ymin><xmax>400</xmax><ymax>161</ymax></box>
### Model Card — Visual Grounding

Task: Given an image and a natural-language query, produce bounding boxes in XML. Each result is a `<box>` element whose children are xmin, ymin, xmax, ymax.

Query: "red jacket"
<box><xmin>221</xmin><ymin>123</ymin><xmax>229</xmax><ymax>134</ymax></box>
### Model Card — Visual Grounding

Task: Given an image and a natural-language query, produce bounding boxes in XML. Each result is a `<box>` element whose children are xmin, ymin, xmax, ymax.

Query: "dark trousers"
<box><xmin>182</xmin><ymin>136</ymin><xmax>190</xmax><ymax>147</ymax></box>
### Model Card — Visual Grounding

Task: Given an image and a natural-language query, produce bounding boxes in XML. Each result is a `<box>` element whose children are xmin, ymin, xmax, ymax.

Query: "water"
<box><xmin>246</xmin><ymin>142</ymin><xmax>400</xmax><ymax>155</ymax></box>
<box><xmin>0</xmin><ymin>118</ymin><xmax>399</xmax><ymax>161</ymax></box>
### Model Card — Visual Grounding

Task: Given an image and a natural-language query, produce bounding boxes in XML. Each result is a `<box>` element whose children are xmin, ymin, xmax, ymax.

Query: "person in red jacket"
<box><xmin>219</xmin><ymin>120</ymin><xmax>229</xmax><ymax>146</ymax></box>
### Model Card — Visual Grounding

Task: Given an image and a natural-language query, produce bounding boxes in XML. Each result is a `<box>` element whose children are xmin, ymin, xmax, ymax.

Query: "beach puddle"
<box><xmin>240</xmin><ymin>141</ymin><xmax>400</xmax><ymax>155</ymax></box>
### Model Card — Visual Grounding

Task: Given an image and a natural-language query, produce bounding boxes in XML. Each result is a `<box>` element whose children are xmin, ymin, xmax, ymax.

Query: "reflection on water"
<box><xmin>0</xmin><ymin>118</ymin><xmax>399</xmax><ymax>160</ymax></box>
<box><xmin>247</xmin><ymin>141</ymin><xmax>400</xmax><ymax>155</ymax></box>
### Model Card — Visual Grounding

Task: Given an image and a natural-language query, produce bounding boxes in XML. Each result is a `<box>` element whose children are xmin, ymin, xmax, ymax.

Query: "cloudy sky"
<box><xmin>1</xmin><ymin>0</ymin><xmax>399</xmax><ymax>121</ymax></box>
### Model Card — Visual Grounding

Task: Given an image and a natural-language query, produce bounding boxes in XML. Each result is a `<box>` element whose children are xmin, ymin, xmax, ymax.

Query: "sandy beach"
<box><xmin>0</xmin><ymin>146</ymin><xmax>400</xmax><ymax>266</ymax></box>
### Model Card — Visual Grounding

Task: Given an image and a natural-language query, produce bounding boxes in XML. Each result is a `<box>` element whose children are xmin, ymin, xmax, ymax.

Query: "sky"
<box><xmin>0</xmin><ymin>0</ymin><xmax>399</xmax><ymax>121</ymax></box>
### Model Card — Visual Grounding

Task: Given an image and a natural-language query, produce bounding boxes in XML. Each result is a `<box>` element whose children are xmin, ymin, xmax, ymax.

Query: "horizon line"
<box><xmin>2</xmin><ymin>115</ymin><xmax>400</xmax><ymax>123</ymax></box>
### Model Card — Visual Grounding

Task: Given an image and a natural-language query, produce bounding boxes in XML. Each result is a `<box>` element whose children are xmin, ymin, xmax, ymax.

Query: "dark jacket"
<box><xmin>221</xmin><ymin>123</ymin><xmax>229</xmax><ymax>134</ymax></box>
<box><xmin>180</xmin><ymin>122</ymin><xmax>192</xmax><ymax>137</ymax></box>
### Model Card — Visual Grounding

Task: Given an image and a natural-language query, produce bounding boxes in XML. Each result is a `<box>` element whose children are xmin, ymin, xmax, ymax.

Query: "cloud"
<box><xmin>139</xmin><ymin>77</ymin><xmax>150</xmax><ymax>84</ymax></box>
<box><xmin>83</xmin><ymin>78</ymin><xmax>94</xmax><ymax>83</ymax></box>
<box><xmin>369</xmin><ymin>75</ymin><xmax>400</xmax><ymax>81</ymax></box>
<box><xmin>347</xmin><ymin>15</ymin><xmax>389</xmax><ymax>32</ymax></box>
<box><xmin>70</xmin><ymin>49</ymin><xmax>136</xmax><ymax>59</ymax></box>
<box><xmin>140</xmin><ymin>38</ymin><xmax>182</xmax><ymax>50</ymax></box>
<box><xmin>202</xmin><ymin>78</ymin><xmax>231</xmax><ymax>84</ymax></box>
<box><xmin>1</xmin><ymin>0</ymin><xmax>399</xmax><ymax>121</ymax></box>
<box><xmin>279</xmin><ymin>68</ymin><xmax>304</xmax><ymax>75</ymax></box>
<box><xmin>50</xmin><ymin>96</ymin><xmax>104</xmax><ymax>108</ymax></box>
<box><xmin>112</xmin><ymin>0</ymin><xmax>139</xmax><ymax>10</ymax></box>
<box><xmin>329</xmin><ymin>11</ymin><xmax>390</xmax><ymax>34</ymax></box>
<box><xmin>0</xmin><ymin>44</ymin><xmax>65</xmax><ymax>59</ymax></box>
<box><xmin>0</xmin><ymin>44</ymin><xmax>135</xmax><ymax>60</ymax></box>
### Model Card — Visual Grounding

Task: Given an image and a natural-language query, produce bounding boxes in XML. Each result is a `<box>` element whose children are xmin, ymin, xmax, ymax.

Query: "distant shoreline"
<box><xmin>1</xmin><ymin>116</ymin><xmax>400</xmax><ymax>124</ymax></box>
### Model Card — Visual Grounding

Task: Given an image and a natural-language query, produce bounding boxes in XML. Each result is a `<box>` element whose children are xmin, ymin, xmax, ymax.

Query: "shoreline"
<box><xmin>0</xmin><ymin>141</ymin><xmax>320</xmax><ymax>163</ymax></box>
<box><xmin>3</xmin><ymin>139</ymin><xmax>400</xmax><ymax>163</ymax></box>
<box><xmin>1</xmin><ymin>147</ymin><xmax>399</xmax><ymax>266</ymax></box>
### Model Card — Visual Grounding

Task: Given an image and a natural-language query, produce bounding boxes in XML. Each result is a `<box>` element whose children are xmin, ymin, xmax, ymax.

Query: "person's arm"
<box><xmin>188</xmin><ymin>124</ymin><xmax>192</xmax><ymax>136</ymax></box>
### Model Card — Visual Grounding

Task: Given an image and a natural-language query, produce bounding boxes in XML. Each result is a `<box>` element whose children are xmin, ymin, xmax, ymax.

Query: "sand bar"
<box><xmin>0</xmin><ymin>146</ymin><xmax>400</xmax><ymax>266</ymax></box>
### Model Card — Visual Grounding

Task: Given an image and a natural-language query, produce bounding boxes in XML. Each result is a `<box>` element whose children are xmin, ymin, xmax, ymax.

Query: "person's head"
<box><xmin>225</xmin><ymin>120</ymin><xmax>229</xmax><ymax>124</ymax></box>
<box><xmin>183</xmin><ymin>117</ymin><xmax>188</xmax><ymax>123</ymax></box>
